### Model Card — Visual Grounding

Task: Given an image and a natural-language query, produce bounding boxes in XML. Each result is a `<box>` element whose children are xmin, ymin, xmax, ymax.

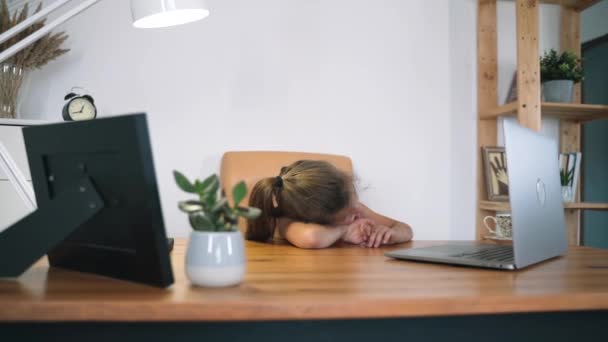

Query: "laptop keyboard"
<box><xmin>452</xmin><ymin>246</ymin><xmax>514</xmax><ymax>262</ymax></box>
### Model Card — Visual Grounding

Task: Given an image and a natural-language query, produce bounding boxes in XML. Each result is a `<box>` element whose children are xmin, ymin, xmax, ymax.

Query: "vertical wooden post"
<box><xmin>477</xmin><ymin>0</ymin><xmax>498</xmax><ymax>241</ymax></box>
<box><xmin>560</xmin><ymin>6</ymin><xmax>582</xmax><ymax>102</ymax></box>
<box><xmin>560</xmin><ymin>6</ymin><xmax>582</xmax><ymax>246</ymax></box>
<box><xmin>516</xmin><ymin>0</ymin><xmax>541</xmax><ymax>132</ymax></box>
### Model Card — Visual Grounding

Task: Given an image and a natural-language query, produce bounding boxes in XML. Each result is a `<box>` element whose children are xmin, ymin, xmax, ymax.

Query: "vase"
<box><xmin>185</xmin><ymin>230</ymin><xmax>246</xmax><ymax>287</ymax></box>
<box><xmin>561</xmin><ymin>186</ymin><xmax>574</xmax><ymax>203</ymax></box>
<box><xmin>542</xmin><ymin>80</ymin><xmax>574</xmax><ymax>103</ymax></box>
<box><xmin>0</xmin><ymin>63</ymin><xmax>28</xmax><ymax>119</ymax></box>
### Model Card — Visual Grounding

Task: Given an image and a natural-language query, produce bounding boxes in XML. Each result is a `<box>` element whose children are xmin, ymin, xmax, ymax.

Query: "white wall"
<box><xmin>21</xmin><ymin>0</ymin><xmax>453</xmax><ymax>239</ymax></box>
<box><xmin>448</xmin><ymin>0</ymin><xmax>477</xmax><ymax>240</ymax></box>
<box><xmin>582</xmin><ymin>0</ymin><xmax>608</xmax><ymax>42</ymax></box>
<box><xmin>16</xmin><ymin>0</ymin><xmax>568</xmax><ymax>240</ymax></box>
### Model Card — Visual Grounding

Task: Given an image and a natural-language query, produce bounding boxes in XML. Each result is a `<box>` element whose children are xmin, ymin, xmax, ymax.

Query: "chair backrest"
<box><xmin>220</xmin><ymin>151</ymin><xmax>353</xmax><ymax>232</ymax></box>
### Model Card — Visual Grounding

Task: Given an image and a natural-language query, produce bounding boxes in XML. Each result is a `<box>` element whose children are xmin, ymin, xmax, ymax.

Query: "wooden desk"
<box><xmin>1</xmin><ymin>240</ymin><xmax>608</xmax><ymax>342</ymax></box>
<box><xmin>1</xmin><ymin>240</ymin><xmax>608</xmax><ymax>322</ymax></box>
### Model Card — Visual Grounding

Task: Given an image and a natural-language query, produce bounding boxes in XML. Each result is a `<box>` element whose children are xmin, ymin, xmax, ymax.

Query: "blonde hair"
<box><xmin>246</xmin><ymin>160</ymin><xmax>353</xmax><ymax>242</ymax></box>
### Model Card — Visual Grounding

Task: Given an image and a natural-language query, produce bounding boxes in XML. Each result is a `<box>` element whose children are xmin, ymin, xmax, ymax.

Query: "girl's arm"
<box><xmin>355</xmin><ymin>202</ymin><xmax>413</xmax><ymax>247</ymax></box>
<box><xmin>277</xmin><ymin>218</ymin><xmax>346</xmax><ymax>249</ymax></box>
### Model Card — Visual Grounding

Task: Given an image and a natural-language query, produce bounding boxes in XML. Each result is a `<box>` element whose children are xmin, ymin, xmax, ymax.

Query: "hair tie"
<box><xmin>274</xmin><ymin>176</ymin><xmax>283</xmax><ymax>188</ymax></box>
<box><xmin>271</xmin><ymin>206</ymin><xmax>282</xmax><ymax>217</ymax></box>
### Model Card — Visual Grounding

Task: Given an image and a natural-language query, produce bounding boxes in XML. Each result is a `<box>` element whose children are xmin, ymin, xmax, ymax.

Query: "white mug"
<box><xmin>483</xmin><ymin>214</ymin><xmax>512</xmax><ymax>239</ymax></box>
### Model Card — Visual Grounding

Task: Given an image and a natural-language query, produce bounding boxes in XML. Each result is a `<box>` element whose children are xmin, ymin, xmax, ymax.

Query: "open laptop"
<box><xmin>386</xmin><ymin>120</ymin><xmax>568</xmax><ymax>270</ymax></box>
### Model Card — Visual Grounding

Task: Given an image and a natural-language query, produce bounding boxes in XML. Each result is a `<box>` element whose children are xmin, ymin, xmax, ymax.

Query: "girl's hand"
<box><xmin>366</xmin><ymin>225</ymin><xmax>393</xmax><ymax>248</ymax></box>
<box><xmin>341</xmin><ymin>218</ymin><xmax>374</xmax><ymax>245</ymax></box>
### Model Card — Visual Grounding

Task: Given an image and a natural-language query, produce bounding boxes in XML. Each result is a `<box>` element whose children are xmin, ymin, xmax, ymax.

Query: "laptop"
<box><xmin>386</xmin><ymin>120</ymin><xmax>568</xmax><ymax>270</ymax></box>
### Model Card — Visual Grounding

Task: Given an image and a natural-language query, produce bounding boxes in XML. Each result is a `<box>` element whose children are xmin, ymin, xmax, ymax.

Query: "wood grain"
<box><xmin>516</xmin><ymin>0</ymin><xmax>542</xmax><ymax>132</ymax></box>
<box><xmin>562</xmin><ymin>0</ymin><xmax>602</xmax><ymax>12</ymax></box>
<box><xmin>560</xmin><ymin>6</ymin><xmax>582</xmax><ymax>246</ymax></box>
<box><xmin>479</xmin><ymin>200</ymin><xmax>608</xmax><ymax>211</ymax></box>
<box><xmin>477</xmin><ymin>0</ymin><xmax>499</xmax><ymax>241</ymax></box>
<box><xmin>1</xmin><ymin>239</ymin><xmax>608</xmax><ymax>322</ymax></box>
<box><xmin>561</xmin><ymin>120</ymin><xmax>581</xmax><ymax>245</ymax></box>
<box><xmin>480</xmin><ymin>102</ymin><xmax>608</xmax><ymax>121</ymax></box>
<box><xmin>560</xmin><ymin>6</ymin><xmax>582</xmax><ymax>104</ymax></box>
<box><xmin>505</xmin><ymin>0</ymin><xmax>601</xmax><ymax>11</ymax></box>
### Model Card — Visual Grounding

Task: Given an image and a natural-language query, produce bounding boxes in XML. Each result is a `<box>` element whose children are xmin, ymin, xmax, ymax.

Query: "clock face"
<box><xmin>68</xmin><ymin>97</ymin><xmax>96</xmax><ymax>121</ymax></box>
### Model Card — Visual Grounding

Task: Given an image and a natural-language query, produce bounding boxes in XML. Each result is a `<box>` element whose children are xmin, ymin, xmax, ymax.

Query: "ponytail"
<box><xmin>246</xmin><ymin>177</ymin><xmax>277</xmax><ymax>242</ymax></box>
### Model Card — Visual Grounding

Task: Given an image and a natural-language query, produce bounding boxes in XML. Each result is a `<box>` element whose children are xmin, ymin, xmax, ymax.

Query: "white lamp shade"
<box><xmin>131</xmin><ymin>0</ymin><xmax>209</xmax><ymax>28</ymax></box>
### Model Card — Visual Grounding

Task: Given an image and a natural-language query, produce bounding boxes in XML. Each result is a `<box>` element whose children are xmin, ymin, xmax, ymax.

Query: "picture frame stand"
<box><xmin>0</xmin><ymin>177</ymin><xmax>104</xmax><ymax>277</ymax></box>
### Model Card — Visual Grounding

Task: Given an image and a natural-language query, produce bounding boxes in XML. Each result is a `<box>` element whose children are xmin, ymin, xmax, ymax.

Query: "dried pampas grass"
<box><xmin>0</xmin><ymin>0</ymin><xmax>70</xmax><ymax>69</ymax></box>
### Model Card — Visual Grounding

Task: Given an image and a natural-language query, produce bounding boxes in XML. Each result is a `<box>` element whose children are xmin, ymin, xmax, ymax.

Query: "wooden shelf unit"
<box><xmin>479</xmin><ymin>201</ymin><xmax>608</xmax><ymax>212</ymax></box>
<box><xmin>476</xmin><ymin>0</ymin><xmax>605</xmax><ymax>246</ymax></box>
<box><xmin>480</xmin><ymin>102</ymin><xmax>608</xmax><ymax>121</ymax></box>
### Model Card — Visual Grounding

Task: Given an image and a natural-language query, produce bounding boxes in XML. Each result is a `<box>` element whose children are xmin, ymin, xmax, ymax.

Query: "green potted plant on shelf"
<box><xmin>560</xmin><ymin>167</ymin><xmax>574</xmax><ymax>203</ymax></box>
<box><xmin>174</xmin><ymin>171</ymin><xmax>261</xmax><ymax>287</ymax></box>
<box><xmin>540</xmin><ymin>49</ymin><xmax>583</xmax><ymax>103</ymax></box>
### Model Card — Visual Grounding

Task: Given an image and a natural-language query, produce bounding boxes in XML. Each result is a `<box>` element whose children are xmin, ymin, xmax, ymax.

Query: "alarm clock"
<box><xmin>62</xmin><ymin>90</ymin><xmax>97</xmax><ymax>121</ymax></box>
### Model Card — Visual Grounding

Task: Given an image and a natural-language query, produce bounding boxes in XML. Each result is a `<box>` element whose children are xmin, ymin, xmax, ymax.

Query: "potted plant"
<box><xmin>540</xmin><ymin>49</ymin><xmax>583</xmax><ymax>103</ymax></box>
<box><xmin>560</xmin><ymin>167</ymin><xmax>574</xmax><ymax>203</ymax></box>
<box><xmin>174</xmin><ymin>171</ymin><xmax>260</xmax><ymax>287</ymax></box>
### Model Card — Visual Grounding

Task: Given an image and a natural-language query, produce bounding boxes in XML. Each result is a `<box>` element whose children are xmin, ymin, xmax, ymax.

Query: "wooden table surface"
<box><xmin>1</xmin><ymin>239</ymin><xmax>608</xmax><ymax>322</ymax></box>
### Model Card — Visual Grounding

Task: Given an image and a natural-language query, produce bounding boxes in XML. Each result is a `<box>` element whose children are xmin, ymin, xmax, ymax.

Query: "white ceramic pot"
<box><xmin>185</xmin><ymin>230</ymin><xmax>246</xmax><ymax>287</ymax></box>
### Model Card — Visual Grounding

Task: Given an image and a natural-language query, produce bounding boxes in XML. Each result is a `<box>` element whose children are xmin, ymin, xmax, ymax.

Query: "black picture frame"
<box><xmin>21</xmin><ymin>113</ymin><xmax>174</xmax><ymax>287</ymax></box>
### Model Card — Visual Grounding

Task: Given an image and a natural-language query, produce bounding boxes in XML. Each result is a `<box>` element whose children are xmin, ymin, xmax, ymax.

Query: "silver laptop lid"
<box><xmin>504</xmin><ymin>119</ymin><xmax>567</xmax><ymax>268</ymax></box>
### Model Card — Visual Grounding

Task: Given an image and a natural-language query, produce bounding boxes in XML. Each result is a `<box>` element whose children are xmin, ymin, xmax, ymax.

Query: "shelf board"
<box><xmin>480</xmin><ymin>102</ymin><xmax>608</xmax><ymax>121</ymax></box>
<box><xmin>0</xmin><ymin>118</ymin><xmax>56</xmax><ymax>126</ymax></box>
<box><xmin>480</xmin><ymin>200</ymin><xmax>608</xmax><ymax>212</ymax></box>
<box><xmin>503</xmin><ymin>0</ymin><xmax>601</xmax><ymax>11</ymax></box>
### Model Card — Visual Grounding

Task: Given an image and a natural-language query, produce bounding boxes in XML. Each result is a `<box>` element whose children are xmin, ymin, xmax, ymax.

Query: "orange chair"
<box><xmin>220</xmin><ymin>151</ymin><xmax>353</xmax><ymax>232</ymax></box>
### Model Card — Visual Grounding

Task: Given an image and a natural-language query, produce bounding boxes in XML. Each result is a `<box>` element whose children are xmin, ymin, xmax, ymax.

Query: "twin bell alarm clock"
<box><xmin>62</xmin><ymin>88</ymin><xmax>97</xmax><ymax>121</ymax></box>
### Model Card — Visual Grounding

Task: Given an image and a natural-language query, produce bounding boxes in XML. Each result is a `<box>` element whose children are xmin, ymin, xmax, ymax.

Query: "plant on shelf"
<box><xmin>540</xmin><ymin>49</ymin><xmax>583</xmax><ymax>83</ymax></box>
<box><xmin>539</xmin><ymin>49</ymin><xmax>583</xmax><ymax>103</ymax></box>
<box><xmin>174</xmin><ymin>171</ymin><xmax>261</xmax><ymax>231</ymax></box>
<box><xmin>0</xmin><ymin>1</ymin><xmax>70</xmax><ymax>118</ymax></box>
<box><xmin>560</xmin><ymin>167</ymin><xmax>574</xmax><ymax>187</ymax></box>
<box><xmin>560</xmin><ymin>167</ymin><xmax>574</xmax><ymax>203</ymax></box>
<box><xmin>173</xmin><ymin>171</ymin><xmax>260</xmax><ymax>288</ymax></box>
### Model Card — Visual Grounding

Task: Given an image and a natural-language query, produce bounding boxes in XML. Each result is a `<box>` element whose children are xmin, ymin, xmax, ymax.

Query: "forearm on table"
<box><xmin>388</xmin><ymin>221</ymin><xmax>414</xmax><ymax>244</ymax></box>
<box><xmin>355</xmin><ymin>202</ymin><xmax>413</xmax><ymax>245</ymax></box>
<box><xmin>283</xmin><ymin>222</ymin><xmax>345</xmax><ymax>249</ymax></box>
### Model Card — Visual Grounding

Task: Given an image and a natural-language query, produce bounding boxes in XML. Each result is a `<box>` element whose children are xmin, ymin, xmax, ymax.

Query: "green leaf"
<box><xmin>194</xmin><ymin>180</ymin><xmax>205</xmax><ymax>193</ymax></box>
<box><xmin>203</xmin><ymin>192</ymin><xmax>215</xmax><ymax>208</ymax></box>
<box><xmin>178</xmin><ymin>200</ymin><xmax>204</xmax><ymax>213</ymax></box>
<box><xmin>173</xmin><ymin>171</ymin><xmax>196</xmax><ymax>193</ymax></box>
<box><xmin>236</xmin><ymin>207</ymin><xmax>262</xmax><ymax>220</ymax></box>
<box><xmin>199</xmin><ymin>174</ymin><xmax>218</xmax><ymax>193</ymax></box>
<box><xmin>206</xmin><ymin>176</ymin><xmax>220</xmax><ymax>196</ymax></box>
<box><xmin>221</xmin><ymin>224</ymin><xmax>239</xmax><ymax>233</ymax></box>
<box><xmin>211</xmin><ymin>198</ymin><xmax>228</xmax><ymax>213</ymax></box>
<box><xmin>540</xmin><ymin>49</ymin><xmax>583</xmax><ymax>83</ymax></box>
<box><xmin>189</xmin><ymin>212</ymin><xmax>215</xmax><ymax>231</ymax></box>
<box><xmin>223</xmin><ymin>206</ymin><xmax>239</xmax><ymax>225</ymax></box>
<box><xmin>232</xmin><ymin>181</ymin><xmax>247</xmax><ymax>207</ymax></box>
